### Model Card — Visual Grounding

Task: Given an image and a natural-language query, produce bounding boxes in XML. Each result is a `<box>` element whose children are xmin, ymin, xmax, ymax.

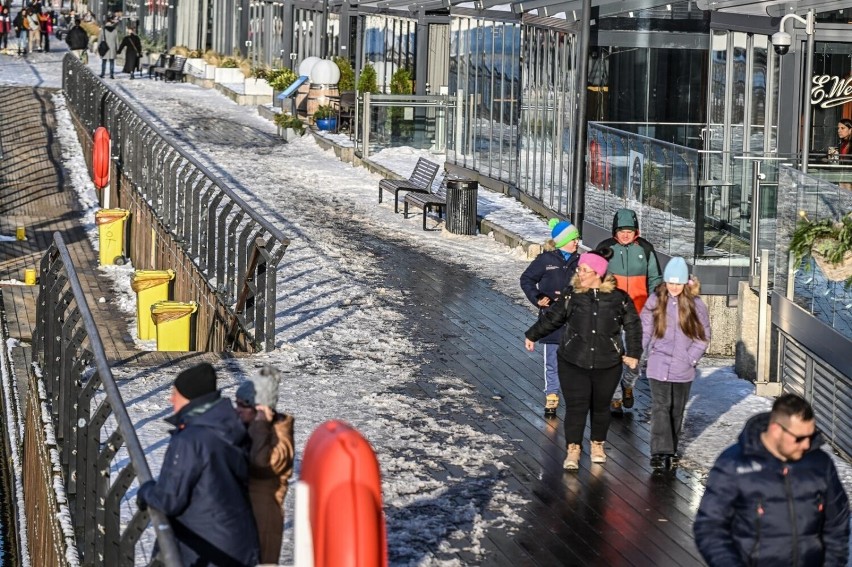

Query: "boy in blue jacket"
<box><xmin>520</xmin><ymin>219</ymin><xmax>580</xmax><ymax>416</ymax></box>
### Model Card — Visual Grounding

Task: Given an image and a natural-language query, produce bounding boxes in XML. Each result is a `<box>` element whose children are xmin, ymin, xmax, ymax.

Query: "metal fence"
<box><xmin>30</xmin><ymin>232</ymin><xmax>181</xmax><ymax>567</ymax></box>
<box><xmin>62</xmin><ymin>54</ymin><xmax>289</xmax><ymax>352</ymax></box>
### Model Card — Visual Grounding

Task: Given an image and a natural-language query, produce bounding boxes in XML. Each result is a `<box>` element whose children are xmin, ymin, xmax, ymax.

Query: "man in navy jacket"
<box><xmin>694</xmin><ymin>393</ymin><xmax>849</xmax><ymax>567</ymax></box>
<box><xmin>138</xmin><ymin>363</ymin><xmax>260</xmax><ymax>567</ymax></box>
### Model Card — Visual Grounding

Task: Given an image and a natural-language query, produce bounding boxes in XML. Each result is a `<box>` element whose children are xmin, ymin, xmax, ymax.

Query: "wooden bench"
<box><xmin>378</xmin><ymin>157</ymin><xmax>440</xmax><ymax>213</ymax></box>
<box><xmin>404</xmin><ymin>192</ymin><xmax>446</xmax><ymax>230</ymax></box>
<box><xmin>154</xmin><ymin>55</ymin><xmax>187</xmax><ymax>82</ymax></box>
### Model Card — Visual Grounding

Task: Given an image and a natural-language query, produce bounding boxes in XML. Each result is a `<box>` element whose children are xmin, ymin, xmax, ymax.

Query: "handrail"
<box><xmin>33</xmin><ymin>232</ymin><xmax>182</xmax><ymax>566</ymax></box>
<box><xmin>61</xmin><ymin>54</ymin><xmax>288</xmax><ymax>351</ymax></box>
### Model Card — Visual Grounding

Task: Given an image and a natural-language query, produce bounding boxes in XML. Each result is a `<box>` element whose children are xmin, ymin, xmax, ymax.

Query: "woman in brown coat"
<box><xmin>235</xmin><ymin>367</ymin><xmax>295</xmax><ymax>564</ymax></box>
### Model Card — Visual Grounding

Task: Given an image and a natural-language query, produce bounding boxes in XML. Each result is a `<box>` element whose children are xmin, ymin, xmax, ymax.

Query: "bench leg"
<box><xmin>378</xmin><ymin>186</ymin><xmax>383</xmax><ymax>204</ymax></box>
<box><xmin>403</xmin><ymin>200</ymin><xmax>409</xmax><ymax>218</ymax></box>
<box><xmin>422</xmin><ymin>206</ymin><xmax>428</xmax><ymax>230</ymax></box>
<box><xmin>394</xmin><ymin>189</ymin><xmax>402</xmax><ymax>214</ymax></box>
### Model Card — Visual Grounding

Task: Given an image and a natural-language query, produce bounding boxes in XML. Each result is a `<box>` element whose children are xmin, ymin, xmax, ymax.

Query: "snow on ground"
<box><xmin>2</xmin><ymin>45</ymin><xmax>852</xmax><ymax>565</ymax></box>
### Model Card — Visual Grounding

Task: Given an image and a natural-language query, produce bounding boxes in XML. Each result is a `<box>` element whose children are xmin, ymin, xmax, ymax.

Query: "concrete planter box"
<box><xmin>245</xmin><ymin>78</ymin><xmax>273</xmax><ymax>96</ymax></box>
<box><xmin>278</xmin><ymin>126</ymin><xmax>303</xmax><ymax>142</ymax></box>
<box><xmin>185</xmin><ymin>58</ymin><xmax>206</xmax><ymax>76</ymax></box>
<box><xmin>214</xmin><ymin>67</ymin><xmax>245</xmax><ymax>84</ymax></box>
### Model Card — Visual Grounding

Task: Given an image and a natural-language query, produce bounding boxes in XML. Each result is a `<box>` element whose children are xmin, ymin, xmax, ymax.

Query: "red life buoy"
<box><xmin>301</xmin><ymin>420</ymin><xmax>388</xmax><ymax>567</ymax></box>
<box><xmin>92</xmin><ymin>127</ymin><xmax>110</xmax><ymax>190</ymax></box>
<box><xmin>589</xmin><ymin>140</ymin><xmax>601</xmax><ymax>185</ymax></box>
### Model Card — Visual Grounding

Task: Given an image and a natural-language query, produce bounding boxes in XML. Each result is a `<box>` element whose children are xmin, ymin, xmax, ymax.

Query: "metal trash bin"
<box><xmin>445</xmin><ymin>177</ymin><xmax>478</xmax><ymax>235</ymax></box>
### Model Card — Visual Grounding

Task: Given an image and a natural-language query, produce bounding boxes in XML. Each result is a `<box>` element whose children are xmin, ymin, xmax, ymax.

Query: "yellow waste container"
<box><xmin>131</xmin><ymin>269</ymin><xmax>176</xmax><ymax>340</ymax></box>
<box><xmin>24</xmin><ymin>269</ymin><xmax>36</xmax><ymax>285</ymax></box>
<box><xmin>95</xmin><ymin>209</ymin><xmax>130</xmax><ymax>266</ymax></box>
<box><xmin>151</xmin><ymin>301</ymin><xmax>198</xmax><ymax>352</ymax></box>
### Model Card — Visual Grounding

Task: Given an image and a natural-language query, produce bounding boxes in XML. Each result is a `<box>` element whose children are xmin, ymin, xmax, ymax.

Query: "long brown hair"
<box><xmin>651</xmin><ymin>276</ymin><xmax>706</xmax><ymax>341</ymax></box>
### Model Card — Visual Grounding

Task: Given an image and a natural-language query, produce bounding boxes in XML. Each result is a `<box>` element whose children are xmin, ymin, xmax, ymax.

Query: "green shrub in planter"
<box><xmin>274</xmin><ymin>113</ymin><xmax>305</xmax><ymax>135</ymax></box>
<box><xmin>252</xmin><ymin>67</ymin><xmax>271</xmax><ymax>80</ymax></box>
<box><xmin>267</xmin><ymin>68</ymin><xmax>299</xmax><ymax>92</ymax></box>
<box><xmin>334</xmin><ymin>56</ymin><xmax>355</xmax><ymax>92</ymax></box>
<box><xmin>357</xmin><ymin>64</ymin><xmax>379</xmax><ymax>94</ymax></box>
<box><xmin>221</xmin><ymin>57</ymin><xmax>240</xmax><ymax>69</ymax></box>
<box><xmin>313</xmin><ymin>105</ymin><xmax>336</xmax><ymax>120</ymax></box>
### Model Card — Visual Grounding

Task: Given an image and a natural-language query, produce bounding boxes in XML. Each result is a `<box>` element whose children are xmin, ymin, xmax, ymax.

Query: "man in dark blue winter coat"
<box><xmin>694</xmin><ymin>393</ymin><xmax>849</xmax><ymax>567</ymax></box>
<box><xmin>138</xmin><ymin>363</ymin><xmax>261</xmax><ymax>567</ymax></box>
<box><xmin>520</xmin><ymin>218</ymin><xmax>580</xmax><ymax>417</ymax></box>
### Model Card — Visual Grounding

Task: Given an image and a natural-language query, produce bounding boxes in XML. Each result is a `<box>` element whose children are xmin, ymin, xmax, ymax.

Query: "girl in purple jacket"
<box><xmin>641</xmin><ymin>257</ymin><xmax>711</xmax><ymax>470</ymax></box>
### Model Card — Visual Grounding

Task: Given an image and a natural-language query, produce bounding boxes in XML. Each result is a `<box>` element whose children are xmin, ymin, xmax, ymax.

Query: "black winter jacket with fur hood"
<box><xmin>525</xmin><ymin>273</ymin><xmax>642</xmax><ymax>369</ymax></box>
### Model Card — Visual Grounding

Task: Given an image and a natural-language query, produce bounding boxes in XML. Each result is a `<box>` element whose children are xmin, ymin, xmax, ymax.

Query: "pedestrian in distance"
<box><xmin>641</xmin><ymin>257</ymin><xmax>710</xmax><ymax>470</ymax></box>
<box><xmin>520</xmin><ymin>218</ymin><xmax>581</xmax><ymax>417</ymax></box>
<box><xmin>524</xmin><ymin>247</ymin><xmax>642</xmax><ymax>470</ymax></box>
<box><xmin>137</xmin><ymin>363</ymin><xmax>261</xmax><ymax>567</ymax></box>
<box><xmin>693</xmin><ymin>393</ymin><xmax>850</xmax><ymax>567</ymax></box>
<box><xmin>65</xmin><ymin>17</ymin><xmax>88</xmax><ymax>63</ymax></box>
<box><xmin>234</xmin><ymin>366</ymin><xmax>295</xmax><ymax>565</ymax></box>
<box><xmin>117</xmin><ymin>26</ymin><xmax>143</xmax><ymax>79</ymax></box>
<box><xmin>25</xmin><ymin>8</ymin><xmax>39</xmax><ymax>54</ymax></box>
<box><xmin>98</xmin><ymin>16</ymin><xmax>118</xmax><ymax>79</ymax></box>
<box><xmin>596</xmin><ymin>208</ymin><xmax>662</xmax><ymax>414</ymax></box>
<box><xmin>37</xmin><ymin>8</ymin><xmax>50</xmax><ymax>52</ymax></box>
<box><xmin>0</xmin><ymin>7</ymin><xmax>11</xmax><ymax>50</ymax></box>
<box><xmin>13</xmin><ymin>7</ymin><xmax>27</xmax><ymax>55</ymax></box>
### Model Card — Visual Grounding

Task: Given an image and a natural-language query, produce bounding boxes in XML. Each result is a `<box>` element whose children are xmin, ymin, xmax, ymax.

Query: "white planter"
<box><xmin>277</xmin><ymin>126</ymin><xmax>302</xmax><ymax>142</ymax></box>
<box><xmin>185</xmin><ymin>58</ymin><xmax>206</xmax><ymax>76</ymax></box>
<box><xmin>214</xmin><ymin>67</ymin><xmax>245</xmax><ymax>84</ymax></box>
<box><xmin>245</xmin><ymin>78</ymin><xmax>273</xmax><ymax>96</ymax></box>
<box><xmin>203</xmin><ymin>64</ymin><xmax>216</xmax><ymax>79</ymax></box>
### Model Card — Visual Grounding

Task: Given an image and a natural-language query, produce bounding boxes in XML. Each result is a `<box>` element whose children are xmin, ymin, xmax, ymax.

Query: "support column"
<box><xmin>571</xmin><ymin>0</ymin><xmax>591</xmax><ymax>228</ymax></box>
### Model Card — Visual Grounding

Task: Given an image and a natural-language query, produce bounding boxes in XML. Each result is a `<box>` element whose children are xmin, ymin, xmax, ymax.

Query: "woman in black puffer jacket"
<box><xmin>525</xmin><ymin>247</ymin><xmax>642</xmax><ymax>470</ymax></box>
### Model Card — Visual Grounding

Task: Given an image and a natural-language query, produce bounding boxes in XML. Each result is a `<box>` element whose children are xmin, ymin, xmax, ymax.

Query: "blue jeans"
<box><xmin>18</xmin><ymin>31</ymin><xmax>27</xmax><ymax>52</ymax></box>
<box><xmin>101</xmin><ymin>58</ymin><xmax>114</xmax><ymax>77</ymax></box>
<box><xmin>542</xmin><ymin>343</ymin><xmax>560</xmax><ymax>395</ymax></box>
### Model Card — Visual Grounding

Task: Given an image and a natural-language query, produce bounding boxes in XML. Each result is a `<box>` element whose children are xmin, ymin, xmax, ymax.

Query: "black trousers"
<box><xmin>558</xmin><ymin>359</ymin><xmax>622</xmax><ymax>445</ymax></box>
<box><xmin>649</xmin><ymin>379</ymin><xmax>692</xmax><ymax>455</ymax></box>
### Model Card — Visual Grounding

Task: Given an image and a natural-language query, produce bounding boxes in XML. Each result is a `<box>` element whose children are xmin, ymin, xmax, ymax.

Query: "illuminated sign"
<box><xmin>811</xmin><ymin>74</ymin><xmax>852</xmax><ymax>109</ymax></box>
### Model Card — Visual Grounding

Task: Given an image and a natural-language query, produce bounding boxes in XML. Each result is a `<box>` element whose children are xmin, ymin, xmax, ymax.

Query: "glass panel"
<box><xmin>810</xmin><ymin>41</ymin><xmax>852</xmax><ymax>156</ymax></box>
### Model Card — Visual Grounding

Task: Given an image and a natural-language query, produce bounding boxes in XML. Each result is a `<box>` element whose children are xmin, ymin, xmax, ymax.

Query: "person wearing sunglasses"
<box><xmin>694</xmin><ymin>393</ymin><xmax>849</xmax><ymax>567</ymax></box>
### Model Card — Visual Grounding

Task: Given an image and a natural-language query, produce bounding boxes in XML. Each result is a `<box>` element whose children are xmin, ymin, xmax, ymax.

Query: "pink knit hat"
<box><xmin>578</xmin><ymin>252</ymin><xmax>609</xmax><ymax>279</ymax></box>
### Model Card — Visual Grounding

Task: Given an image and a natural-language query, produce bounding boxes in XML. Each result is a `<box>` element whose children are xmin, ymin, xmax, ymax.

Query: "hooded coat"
<box><xmin>137</xmin><ymin>392</ymin><xmax>260</xmax><ymax>567</ymax></box>
<box><xmin>597</xmin><ymin>208</ymin><xmax>662</xmax><ymax>314</ymax></box>
<box><xmin>525</xmin><ymin>273</ymin><xmax>642</xmax><ymax>369</ymax></box>
<box><xmin>99</xmin><ymin>23</ymin><xmax>118</xmax><ymax>59</ymax></box>
<box><xmin>693</xmin><ymin>413</ymin><xmax>850</xmax><ymax>567</ymax></box>
<box><xmin>65</xmin><ymin>24</ymin><xmax>88</xmax><ymax>50</ymax></box>
<box><xmin>246</xmin><ymin>412</ymin><xmax>295</xmax><ymax>564</ymax></box>
<box><xmin>519</xmin><ymin>241</ymin><xmax>579</xmax><ymax>344</ymax></box>
<box><xmin>118</xmin><ymin>32</ymin><xmax>143</xmax><ymax>73</ymax></box>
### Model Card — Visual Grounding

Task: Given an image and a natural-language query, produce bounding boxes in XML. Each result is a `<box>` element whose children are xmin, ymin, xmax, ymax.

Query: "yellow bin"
<box><xmin>131</xmin><ymin>269</ymin><xmax>176</xmax><ymax>340</ymax></box>
<box><xmin>151</xmin><ymin>301</ymin><xmax>198</xmax><ymax>352</ymax></box>
<box><xmin>24</xmin><ymin>269</ymin><xmax>36</xmax><ymax>285</ymax></box>
<box><xmin>95</xmin><ymin>208</ymin><xmax>130</xmax><ymax>265</ymax></box>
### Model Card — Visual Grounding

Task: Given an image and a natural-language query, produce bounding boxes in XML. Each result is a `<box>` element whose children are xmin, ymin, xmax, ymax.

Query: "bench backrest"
<box><xmin>169</xmin><ymin>55</ymin><xmax>187</xmax><ymax>71</ymax></box>
<box><xmin>409</xmin><ymin>158</ymin><xmax>440</xmax><ymax>190</ymax></box>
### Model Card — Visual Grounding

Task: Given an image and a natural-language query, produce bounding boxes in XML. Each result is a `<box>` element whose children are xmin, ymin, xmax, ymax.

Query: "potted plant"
<box><xmin>334</xmin><ymin>56</ymin><xmax>355</xmax><ymax>92</ymax></box>
<box><xmin>274</xmin><ymin>112</ymin><xmax>305</xmax><ymax>141</ymax></box>
<box><xmin>314</xmin><ymin>105</ymin><xmax>337</xmax><ymax>132</ymax></box>
<box><xmin>789</xmin><ymin>211</ymin><xmax>852</xmax><ymax>285</ymax></box>
<box><xmin>357</xmin><ymin>63</ymin><xmax>379</xmax><ymax>94</ymax></box>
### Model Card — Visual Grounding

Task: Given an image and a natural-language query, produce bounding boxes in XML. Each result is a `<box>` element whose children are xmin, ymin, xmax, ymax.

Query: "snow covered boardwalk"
<box><xmin>0</xmin><ymin>49</ymin><xmax>850</xmax><ymax>566</ymax></box>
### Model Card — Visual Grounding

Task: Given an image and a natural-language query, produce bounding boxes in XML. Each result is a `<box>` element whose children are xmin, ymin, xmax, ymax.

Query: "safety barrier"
<box><xmin>61</xmin><ymin>54</ymin><xmax>288</xmax><ymax>352</ymax></box>
<box><xmin>29</xmin><ymin>232</ymin><xmax>182</xmax><ymax>566</ymax></box>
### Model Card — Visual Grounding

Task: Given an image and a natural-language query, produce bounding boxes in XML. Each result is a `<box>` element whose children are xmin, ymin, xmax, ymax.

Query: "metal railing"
<box><xmin>30</xmin><ymin>232</ymin><xmax>181</xmax><ymax>567</ymax></box>
<box><xmin>62</xmin><ymin>54</ymin><xmax>288</xmax><ymax>351</ymax></box>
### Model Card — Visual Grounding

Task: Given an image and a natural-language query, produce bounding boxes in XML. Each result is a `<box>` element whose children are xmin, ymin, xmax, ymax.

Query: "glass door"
<box><xmin>702</xmin><ymin>30</ymin><xmax>778</xmax><ymax>260</ymax></box>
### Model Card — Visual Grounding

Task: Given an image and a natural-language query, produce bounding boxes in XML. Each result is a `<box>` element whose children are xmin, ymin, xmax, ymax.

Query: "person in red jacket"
<box><xmin>0</xmin><ymin>7</ymin><xmax>11</xmax><ymax>50</ymax></box>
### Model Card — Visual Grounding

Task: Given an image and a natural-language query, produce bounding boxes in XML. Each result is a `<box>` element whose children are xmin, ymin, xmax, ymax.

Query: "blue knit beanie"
<box><xmin>548</xmin><ymin>218</ymin><xmax>579</xmax><ymax>249</ymax></box>
<box><xmin>663</xmin><ymin>257</ymin><xmax>689</xmax><ymax>284</ymax></box>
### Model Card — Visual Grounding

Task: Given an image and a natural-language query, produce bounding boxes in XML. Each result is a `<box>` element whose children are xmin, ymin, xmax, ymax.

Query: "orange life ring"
<box><xmin>92</xmin><ymin>127</ymin><xmax>110</xmax><ymax>190</ymax></box>
<box><xmin>301</xmin><ymin>420</ymin><xmax>388</xmax><ymax>567</ymax></box>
